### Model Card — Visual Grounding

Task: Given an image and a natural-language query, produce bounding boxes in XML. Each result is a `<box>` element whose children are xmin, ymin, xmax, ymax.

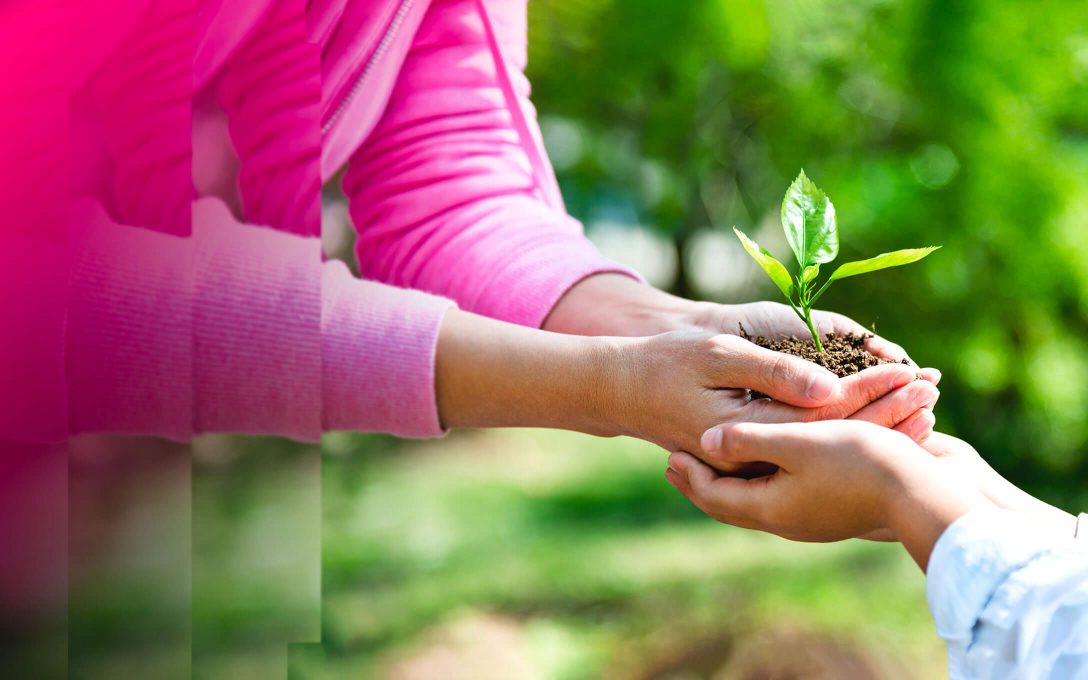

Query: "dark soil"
<box><xmin>740</xmin><ymin>325</ymin><xmax>907</xmax><ymax>398</ymax></box>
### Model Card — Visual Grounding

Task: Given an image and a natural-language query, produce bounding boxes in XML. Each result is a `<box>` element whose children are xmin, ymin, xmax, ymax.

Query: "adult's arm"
<box><xmin>339</xmin><ymin>0</ymin><xmax>934</xmax><ymax>392</ymax></box>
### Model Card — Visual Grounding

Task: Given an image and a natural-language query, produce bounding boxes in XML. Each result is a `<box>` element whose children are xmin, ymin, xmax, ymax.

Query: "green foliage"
<box><xmin>733</xmin><ymin>226</ymin><xmax>793</xmax><ymax>298</ymax></box>
<box><xmin>829</xmin><ymin>246</ymin><xmax>941</xmax><ymax>282</ymax></box>
<box><xmin>736</xmin><ymin>171</ymin><xmax>938</xmax><ymax>349</ymax></box>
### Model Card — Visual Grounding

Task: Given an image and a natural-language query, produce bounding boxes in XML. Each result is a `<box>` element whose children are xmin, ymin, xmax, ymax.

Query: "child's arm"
<box><xmin>667</xmin><ymin>420</ymin><xmax>1088</xmax><ymax>678</ymax></box>
<box><xmin>926</xmin><ymin>507</ymin><xmax>1088</xmax><ymax>679</ymax></box>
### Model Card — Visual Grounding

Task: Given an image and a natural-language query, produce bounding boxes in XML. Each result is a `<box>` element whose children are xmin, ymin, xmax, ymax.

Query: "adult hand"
<box><xmin>543</xmin><ymin>275</ymin><xmax>942</xmax><ymax>403</ymax></box>
<box><xmin>546</xmin><ymin>277</ymin><xmax>927</xmax><ymax>365</ymax></box>
<box><xmin>695</xmin><ymin>300</ymin><xmax>942</xmax><ymax>384</ymax></box>
<box><xmin>437</xmin><ymin>310</ymin><xmax>932</xmax><ymax>458</ymax></box>
<box><xmin>617</xmin><ymin>332</ymin><xmax>938</xmax><ymax>459</ymax></box>
<box><xmin>666</xmin><ymin>420</ymin><xmax>991</xmax><ymax>569</ymax></box>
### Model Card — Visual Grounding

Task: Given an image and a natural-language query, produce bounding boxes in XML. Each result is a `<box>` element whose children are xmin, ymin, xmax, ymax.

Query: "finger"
<box><xmin>696</xmin><ymin>422</ymin><xmax>812</xmax><ymax>469</ymax></box>
<box><xmin>919</xmin><ymin>431</ymin><xmax>971</xmax><ymax>458</ymax></box>
<box><xmin>892</xmin><ymin>407</ymin><xmax>935</xmax><ymax>443</ymax></box>
<box><xmin>919</xmin><ymin>367</ymin><xmax>941</xmax><ymax>385</ymax></box>
<box><xmin>665</xmin><ymin>466</ymin><xmax>684</xmax><ymax>491</ymax></box>
<box><xmin>668</xmin><ymin>451</ymin><xmax>771</xmax><ymax>525</ymax></box>
<box><xmin>666</xmin><ymin>456</ymin><xmax>716</xmax><ymax>514</ymax></box>
<box><xmin>745</xmin><ymin>362</ymin><xmax>918</xmax><ymax>424</ymax></box>
<box><xmin>926</xmin><ymin>387</ymin><xmax>940</xmax><ymax>411</ymax></box>
<box><xmin>848</xmin><ymin>380</ymin><xmax>939</xmax><ymax>430</ymax></box>
<box><xmin>668</xmin><ymin>451</ymin><xmax>722</xmax><ymax>494</ymax></box>
<box><xmin>710</xmin><ymin>335</ymin><xmax>840</xmax><ymax>407</ymax></box>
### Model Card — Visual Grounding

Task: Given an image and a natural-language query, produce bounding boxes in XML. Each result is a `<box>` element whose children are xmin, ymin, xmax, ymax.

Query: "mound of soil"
<box><xmin>740</xmin><ymin>326</ymin><xmax>907</xmax><ymax>398</ymax></box>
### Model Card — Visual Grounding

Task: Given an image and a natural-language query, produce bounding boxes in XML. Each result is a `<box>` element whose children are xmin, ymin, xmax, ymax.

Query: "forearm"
<box><xmin>980</xmin><ymin>468</ymin><xmax>1078</xmax><ymax>537</ymax></box>
<box><xmin>436</xmin><ymin>308</ymin><xmax>629</xmax><ymax>436</ymax></box>
<box><xmin>542</xmin><ymin>273</ymin><xmax>704</xmax><ymax>336</ymax></box>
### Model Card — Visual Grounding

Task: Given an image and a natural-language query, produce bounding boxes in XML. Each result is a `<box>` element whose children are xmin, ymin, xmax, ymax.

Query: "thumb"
<box><xmin>743</xmin><ymin>363</ymin><xmax>922</xmax><ymax>425</ymax></box>
<box><xmin>712</xmin><ymin>335</ymin><xmax>840</xmax><ymax>407</ymax></box>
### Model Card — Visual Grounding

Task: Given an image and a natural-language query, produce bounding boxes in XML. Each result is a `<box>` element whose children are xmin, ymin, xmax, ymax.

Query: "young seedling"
<box><xmin>734</xmin><ymin>170</ymin><xmax>939</xmax><ymax>352</ymax></box>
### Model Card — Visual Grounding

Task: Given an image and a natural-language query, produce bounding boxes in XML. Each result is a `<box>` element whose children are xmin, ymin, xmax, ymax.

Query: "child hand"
<box><xmin>666</xmin><ymin>420</ymin><xmax>990</xmax><ymax>567</ymax></box>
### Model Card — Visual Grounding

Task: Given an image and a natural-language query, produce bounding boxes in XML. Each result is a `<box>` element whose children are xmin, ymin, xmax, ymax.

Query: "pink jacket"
<box><xmin>0</xmin><ymin>0</ymin><xmax>636</xmax><ymax>443</ymax></box>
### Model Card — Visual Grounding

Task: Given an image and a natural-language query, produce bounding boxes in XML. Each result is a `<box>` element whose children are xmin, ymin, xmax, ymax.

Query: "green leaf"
<box><xmin>733</xmin><ymin>227</ymin><xmax>794</xmax><ymax>299</ymax></box>
<box><xmin>801</xmin><ymin>264</ymin><xmax>820</xmax><ymax>283</ymax></box>
<box><xmin>781</xmin><ymin>170</ymin><xmax>839</xmax><ymax>267</ymax></box>
<box><xmin>829</xmin><ymin>246</ymin><xmax>941</xmax><ymax>281</ymax></box>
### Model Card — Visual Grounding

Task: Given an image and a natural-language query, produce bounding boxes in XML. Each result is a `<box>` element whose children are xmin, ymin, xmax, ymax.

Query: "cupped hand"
<box><xmin>694</xmin><ymin>300</ymin><xmax>942</xmax><ymax>384</ymax></box>
<box><xmin>618</xmin><ymin>331</ymin><xmax>938</xmax><ymax>458</ymax></box>
<box><xmin>667</xmin><ymin>420</ymin><xmax>924</xmax><ymax>542</ymax></box>
<box><xmin>666</xmin><ymin>421</ymin><xmax>988</xmax><ymax>561</ymax></box>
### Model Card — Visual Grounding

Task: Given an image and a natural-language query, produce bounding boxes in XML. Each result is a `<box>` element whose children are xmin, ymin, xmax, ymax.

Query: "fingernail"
<box><xmin>806</xmin><ymin>373</ymin><xmax>837</xmax><ymax>401</ymax></box>
<box><xmin>913</xmin><ymin>387</ymin><xmax>938</xmax><ymax>409</ymax></box>
<box><xmin>701</xmin><ymin>428</ymin><xmax>723</xmax><ymax>452</ymax></box>
<box><xmin>910</xmin><ymin>410</ymin><xmax>935</xmax><ymax>440</ymax></box>
<box><xmin>890</xmin><ymin>372</ymin><xmax>914</xmax><ymax>391</ymax></box>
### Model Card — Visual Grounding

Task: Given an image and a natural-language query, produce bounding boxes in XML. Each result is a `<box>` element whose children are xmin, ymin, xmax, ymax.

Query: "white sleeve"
<box><xmin>926</xmin><ymin>507</ymin><xmax>1088</xmax><ymax>679</ymax></box>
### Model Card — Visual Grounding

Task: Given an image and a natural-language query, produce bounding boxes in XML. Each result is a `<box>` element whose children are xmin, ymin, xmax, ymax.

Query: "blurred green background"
<box><xmin>63</xmin><ymin>1</ymin><xmax>1088</xmax><ymax>679</ymax></box>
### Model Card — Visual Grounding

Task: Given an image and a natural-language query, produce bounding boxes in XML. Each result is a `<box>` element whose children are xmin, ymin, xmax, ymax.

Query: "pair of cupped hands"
<box><xmin>607</xmin><ymin>299</ymin><xmax>1029</xmax><ymax>563</ymax></box>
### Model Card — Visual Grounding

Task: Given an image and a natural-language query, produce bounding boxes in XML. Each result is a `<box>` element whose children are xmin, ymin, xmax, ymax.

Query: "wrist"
<box><xmin>577</xmin><ymin>335</ymin><xmax>641</xmax><ymax>439</ymax></box>
<box><xmin>886</xmin><ymin>456</ymin><xmax>993</xmax><ymax>571</ymax></box>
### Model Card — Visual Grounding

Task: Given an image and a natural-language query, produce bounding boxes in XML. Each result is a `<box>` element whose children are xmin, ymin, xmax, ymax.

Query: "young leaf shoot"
<box><xmin>734</xmin><ymin>170</ymin><xmax>940</xmax><ymax>351</ymax></box>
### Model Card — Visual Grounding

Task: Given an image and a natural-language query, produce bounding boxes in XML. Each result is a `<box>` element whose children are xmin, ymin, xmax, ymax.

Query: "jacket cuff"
<box><xmin>322</xmin><ymin>264</ymin><xmax>456</xmax><ymax>438</ymax></box>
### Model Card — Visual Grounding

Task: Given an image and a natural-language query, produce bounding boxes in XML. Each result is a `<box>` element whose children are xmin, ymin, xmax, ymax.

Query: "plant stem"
<box><xmin>803</xmin><ymin>307</ymin><xmax>824</xmax><ymax>352</ymax></box>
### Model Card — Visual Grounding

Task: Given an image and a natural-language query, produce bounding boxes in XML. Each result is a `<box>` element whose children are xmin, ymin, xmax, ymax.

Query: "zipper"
<box><xmin>322</xmin><ymin>0</ymin><xmax>416</xmax><ymax>136</ymax></box>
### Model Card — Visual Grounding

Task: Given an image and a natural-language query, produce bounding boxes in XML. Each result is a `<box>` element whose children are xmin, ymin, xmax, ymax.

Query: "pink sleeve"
<box><xmin>215</xmin><ymin>0</ymin><xmax>322</xmax><ymax>236</ymax></box>
<box><xmin>64</xmin><ymin>198</ymin><xmax>454</xmax><ymax>442</ymax></box>
<box><xmin>341</xmin><ymin>0</ymin><xmax>641</xmax><ymax>330</ymax></box>
<box><xmin>322</xmin><ymin>265</ymin><xmax>454</xmax><ymax>437</ymax></box>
